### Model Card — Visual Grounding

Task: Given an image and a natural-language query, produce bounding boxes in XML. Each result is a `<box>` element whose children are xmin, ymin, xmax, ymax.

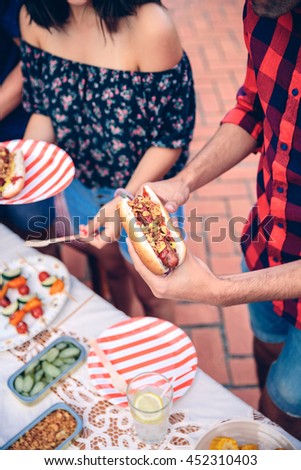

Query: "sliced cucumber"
<box><xmin>2</xmin><ymin>268</ymin><xmax>22</xmax><ymax>280</ymax></box>
<box><xmin>41</xmin><ymin>275</ymin><xmax>57</xmax><ymax>287</ymax></box>
<box><xmin>0</xmin><ymin>274</ymin><xmax>3</xmax><ymax>288</ymax></box>
<box><xmin>18</xmin><ymin>294</ymin><xmax>35</xmax><ymax>304</ymax></box>
<box><xmin>1</xmin><ymin>301</ymin><xmax>19</xmax><ymax>316</ymax></box>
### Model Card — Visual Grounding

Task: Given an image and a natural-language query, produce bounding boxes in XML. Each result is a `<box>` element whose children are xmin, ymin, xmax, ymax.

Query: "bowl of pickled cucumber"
<box><xmin>7</xmin><ymin>336</ymin><xmax>86</xmax><ymax>403</ymax></box>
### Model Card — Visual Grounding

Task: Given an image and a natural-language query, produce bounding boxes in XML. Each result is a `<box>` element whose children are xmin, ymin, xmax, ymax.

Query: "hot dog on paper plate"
<box><xmin>118</xmin><ymin>185</ymin><xmax>186</xmax><ymax>275</ymax></box>
<box><xmin>0</xmin><ymin>146</ymin><xmax>25</xmax><ymax>199</ymax></box>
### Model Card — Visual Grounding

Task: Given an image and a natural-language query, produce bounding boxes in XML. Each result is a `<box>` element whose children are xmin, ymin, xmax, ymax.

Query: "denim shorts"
<box><xmin>241</xmin><ymin>257</ymin><xmax>301</xmax><ymax>417</ymax></box>
<box><xmin>63</xmin><ymin>179</ymin><xmax>185</xmax><ymax>264</ymax></box>
<box><xmin>1</xmin><ymin>198</ymin><xmax>55</xmax><ymax>232</ymax></box>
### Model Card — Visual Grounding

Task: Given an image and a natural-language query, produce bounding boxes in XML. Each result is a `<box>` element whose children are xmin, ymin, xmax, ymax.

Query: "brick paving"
<box><xmin>62</xmin><ymin>0</ymin><xmax>261</xmax><ymax>410</ymax></box>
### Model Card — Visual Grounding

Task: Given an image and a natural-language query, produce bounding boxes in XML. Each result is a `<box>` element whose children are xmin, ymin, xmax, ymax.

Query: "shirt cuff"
<box><xmin>221</xmin><ymin>108</ymin><xmax>263</xmax><ymax>143</ymax></box>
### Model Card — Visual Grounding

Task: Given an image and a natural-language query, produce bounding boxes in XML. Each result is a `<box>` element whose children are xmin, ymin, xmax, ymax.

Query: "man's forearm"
<box><xmin>219</xmin><ymin>260</ymin><xmax>301</xmax><ymax>306</ymax></box>
<box><xmin>0</xmin><ymin>64</ymin><xmax>23</xmax><ymax>121</ymax></box>
<box><xmin>177</xmin><ymin>123</ymin><xmax>258</xmax><ymax>193</ymax></box>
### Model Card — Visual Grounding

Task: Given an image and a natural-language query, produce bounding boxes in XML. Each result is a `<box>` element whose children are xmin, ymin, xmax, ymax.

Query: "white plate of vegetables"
<box><xmin>0</xmin><ymin>255</ymin><xmax>70</xmax><ymax>351</ymax></box>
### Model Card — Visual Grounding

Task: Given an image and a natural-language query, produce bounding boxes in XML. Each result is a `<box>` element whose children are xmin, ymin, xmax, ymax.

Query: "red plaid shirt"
<box><xmin>222</xmin><ymin>0</ymin><xmax>301</xmax><ymax>328</ymax></box>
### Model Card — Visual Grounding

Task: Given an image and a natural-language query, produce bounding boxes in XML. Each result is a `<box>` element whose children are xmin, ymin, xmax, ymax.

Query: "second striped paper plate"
<box><xmin>87</xmin><ymin>317</ymin><xmax>198</xmax><ymax>407</ymax></box>
<box><xmin>0</xmin><ymin>139</ymin><xmax>75</xmax><ymax>205</ymax></box>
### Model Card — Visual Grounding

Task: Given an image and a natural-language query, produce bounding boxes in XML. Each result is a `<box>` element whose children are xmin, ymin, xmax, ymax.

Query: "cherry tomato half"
<box><xmin>0</xmin><ymin>296</ymin><xmax>11</xmax><ymax>308</ymax></box>
<box><xmin>31</xmin><ymin>306</ymin><xmax>44</xmax><ymax>319</ymax></box>
<box><xmin>16</xmin><ymin>321</ymin><xmax>28</xmax><ymax>334</ymax></box>
<box><xmin>38</xmin><ymin>271</ymin><xmax>50</xmax><ymax>282</ymax></box>
<box><xmin>18</xmin><ymin>285</ymin><xmax>30</xmax><ymax>295</ymax></box>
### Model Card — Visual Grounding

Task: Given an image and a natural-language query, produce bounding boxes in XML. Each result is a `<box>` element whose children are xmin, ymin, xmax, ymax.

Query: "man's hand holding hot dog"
<box><xmin>126</xmin><ymin>240</ymin><xmax>222</xmax><ymax>304</ymax></box>
<box><xmin>127</xmin><ymin>238</ymin><xmax>301</xmax><ymax>307</ymax></box>
<box><xmin>125</xmin><ymin>125</ymin><xmax>301</xmax><ymax>307</ymax></box>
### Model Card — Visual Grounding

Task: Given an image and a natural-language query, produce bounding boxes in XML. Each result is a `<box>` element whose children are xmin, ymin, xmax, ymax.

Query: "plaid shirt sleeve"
<box><xmin>221</xmin><ymin>4</ymin><xmax>264</xmax><ymax>145</ymax></box>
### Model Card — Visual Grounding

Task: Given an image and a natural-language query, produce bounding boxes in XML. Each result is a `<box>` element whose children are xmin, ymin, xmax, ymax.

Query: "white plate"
<box><xmin>0</xmin><ymin>139</ymin><xmax>75</xmax><ymax>205</ymax></box>
<box><xmin>87</xmin><ymin>316</ymin><xmax>198</xmax><ymax>407</ymax></box>
<box><xmin>0</xmin><ymin>255</ymin><xmax>70</xmax><ymax>351</ymax></box>
<box><xmin>195</xmin><ymin>419</ymin><xmax>295</xmax><ymax>450</ymax></box>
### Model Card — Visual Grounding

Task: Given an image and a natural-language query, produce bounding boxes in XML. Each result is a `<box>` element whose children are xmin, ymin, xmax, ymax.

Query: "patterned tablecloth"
<box><xmin>1</xmin><ymin>224</ymin><xmax>300</xmax><ymax>450</ymax></box>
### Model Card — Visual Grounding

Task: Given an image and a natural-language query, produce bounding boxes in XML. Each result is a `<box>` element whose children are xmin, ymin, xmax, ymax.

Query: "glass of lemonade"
<box><xmin>127</xmin><ymin>372</ymin><xmax>173</xmax><ymax>444</ymax></box>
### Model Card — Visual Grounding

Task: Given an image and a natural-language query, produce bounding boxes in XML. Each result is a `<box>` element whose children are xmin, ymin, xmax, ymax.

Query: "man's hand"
<box><xmin>126</xmin><ymin>238</ymin><xmax>223</xmax><ymax>304</ymax></box>
<box><xmin>137</xmin><ymin>177</ymin><xmax>191</xmax><ymax>213</ymax></box>
<box><xmin>127</xmin><ymin>235</ymin><xmax>301</xmax><ymax>306</ymax></box>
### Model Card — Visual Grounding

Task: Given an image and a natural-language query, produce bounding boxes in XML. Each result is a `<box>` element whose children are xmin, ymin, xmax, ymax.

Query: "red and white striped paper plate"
<box><xmin>0</xmin><ymin>139</ymin><xmax>75</xmax><ymax>205</ymax></box>
<box><xmin>87</xmin><ymin>317</ymin><xmax>198</xmax><ymax>407</ymax></box>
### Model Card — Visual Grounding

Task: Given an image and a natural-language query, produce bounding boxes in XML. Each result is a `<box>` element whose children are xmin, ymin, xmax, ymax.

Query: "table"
<box><xmin>0</xmin><ymin>223</ymin><xmax>300</xmax><ymax>450</ymax></box>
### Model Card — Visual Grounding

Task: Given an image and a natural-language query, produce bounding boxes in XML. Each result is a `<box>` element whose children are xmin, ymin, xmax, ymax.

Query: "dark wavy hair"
<box><xmin>23</xmin><ymin>0</ymin><xmax>163</xmax><ymax>33</ymax></box>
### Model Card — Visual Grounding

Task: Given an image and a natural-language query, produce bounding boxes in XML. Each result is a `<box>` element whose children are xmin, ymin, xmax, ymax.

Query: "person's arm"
<box><xmin>125</xmin><ymin>147</ymin><xmax>182</xmax><ymax>195</ymax></box>
<box><xmin>220</xmin><ymin>262</ymin><xmax>301</xmax><ymax>305</ymax></box>
<box><xmin>18</xmin><ymin>5</ymin><xmax>55</xmax><ymax>142</ymax></box>
<box><xmin>126</xmin><ymin>241</ymin><xmax>301</xmax><ymax>306</ymax></box>
<box><xmin>147</xmin><ymin>123</ymin><xmax>257</xmax><ymax>212</ymax></box>
<box><xmin>0</xmin><ymin>62</ymin><xmax>23</xmax><ymax>121</ymax></box>
<box><xmin>23</xmin><ymin>114</ymin><xmax>56</xmax><ymax>142</ymax></box>
<box><xmin>127</xmin><ymin>120</ymin><xmax>256</xmax><ymax>196</ymax></box>
<box><xmin>142</xmin><ymin>18</ymin><xmax>264</xmax><ymax>212</ymax></box>
<box><xmin>80</xmin><ymin>146</ymin><xmax>182</xmax><ymax>249</ymax></box>
<box><xmin>0</xmin><ymin>0</ymin><xmax>25</xmax><ymax>120</ymax></box>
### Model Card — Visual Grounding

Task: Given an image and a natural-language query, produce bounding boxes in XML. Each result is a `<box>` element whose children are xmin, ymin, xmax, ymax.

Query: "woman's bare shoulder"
<box><xmin>132</xmin><ymin>3</ymin><xmax>183</xmax><ymax>72</ymax></box>
<box><xmin>19</xmin><ymin>5</ymin><xmax>44</xmax><ymax>46</ymax></box>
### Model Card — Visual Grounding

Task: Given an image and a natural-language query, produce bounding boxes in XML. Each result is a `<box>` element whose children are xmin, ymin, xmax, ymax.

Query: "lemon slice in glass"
<box><xmin>133</xmin><ymin>391</ymin><xmax>164</xmax><ymax>424</ymax></box>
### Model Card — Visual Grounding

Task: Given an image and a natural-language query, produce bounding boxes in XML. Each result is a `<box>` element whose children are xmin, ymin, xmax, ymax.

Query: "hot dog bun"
<box><xmin>0</xmin><ymin>148</ymin><xmax>25</xmax><ymax>199</ymax></box>
<box><xmin>118</xmin><ymin>185</ymin><xmax>186</xmax><ymax>275</ymax></box>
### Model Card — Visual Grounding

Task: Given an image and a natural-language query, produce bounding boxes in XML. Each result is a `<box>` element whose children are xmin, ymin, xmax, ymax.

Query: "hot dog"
<box><xmin>118</xmin><ymin>185</ymin><xmax>186</xmax><ymax>275</ymax></box>
<box><xmin>0</xmin><ymin>146</ymin><xmax>25</xmax><ymax>199</ymax></box>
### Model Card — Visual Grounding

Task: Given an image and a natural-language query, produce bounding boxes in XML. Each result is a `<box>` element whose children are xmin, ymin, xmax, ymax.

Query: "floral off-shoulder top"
<box><xmin>21</xmin><ymin>40</ymin><xmax>196</xmax><ymax>189</ymax></box>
